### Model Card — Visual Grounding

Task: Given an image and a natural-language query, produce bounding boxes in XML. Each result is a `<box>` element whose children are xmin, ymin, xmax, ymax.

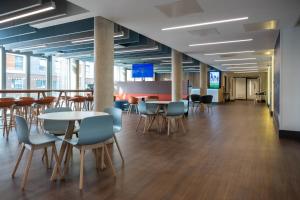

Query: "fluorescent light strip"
<box><xmin>234</xmin><ymin>71</ymin><xmax>260</xmax><ymax>74</ymax></box>
<box><xmin>160</xmin><ymin>61</ymin><xmax>194</xmax><ymax>65</ymax></box>
<box><xmin>162</xmin><ymin>17</ymin><xmax>248</xmax><ymax>31</ymax></box>
<box><xmin>71</xmin><ymin>32</ymin><xmax>125</xmax><ymax>44</ymax></box>
<box><xmin>115</xmin><ymin>46</ymin><xmax>159</xmax><ymax>54</ymax></box>
<box><xmin>0</xmin><ymin>2</ymin><xmax>55</xmax><ymax>24</ymax></box>
<box><xmin>141</xmin><ymin>56</ymin><xmax>171</xmax><ymax>61</ymax></box>
<box><xmin>222</xmin><ymin>62</ymin><xmax>257</xmax><ymax>66</ymax></box>
<box><xmin>215</xmin><ymin>58</ymin><xmax>256</xmax><ymax>62</ymax></box>
<box><xmin>226</xmin><ymin>66</ymin><xmax>260</xmax><ymax>69</ymax></box>
<box><xmin>204</xmin><ymin>50</ymin><xmax>255</xmax><ymax>56</ymax></box>
<box><xmin>189</xmin><ymin>39</ymin><xmax>253</xmax><ymax>47</ymax></box>
<box><xmin>16</xmin><ymin>45</ymin><xmax>47</xmax><ymax>51</ymax></box>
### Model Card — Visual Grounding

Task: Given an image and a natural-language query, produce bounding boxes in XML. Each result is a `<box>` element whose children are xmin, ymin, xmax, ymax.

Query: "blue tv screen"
<box><xmin>132</xmin><ymin>63</ymin><xmax>154</xmax><ymax>78</ymax></box>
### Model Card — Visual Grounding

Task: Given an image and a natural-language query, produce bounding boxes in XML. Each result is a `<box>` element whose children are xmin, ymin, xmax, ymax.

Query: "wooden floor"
<box><xmin>1</xmin><ymin>101</ymin><xmax>300</xmax><ymax>200</ymax></box>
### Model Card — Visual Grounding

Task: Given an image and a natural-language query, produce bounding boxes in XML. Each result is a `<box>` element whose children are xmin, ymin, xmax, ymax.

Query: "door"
<box><xmin>235</xmin><ymin>78</ymin><xmax>246</xmax><ymax>99</ymax></box>
<box><xmin>247</xmin><ymin>79</ymin><xmax>259</xmax><ymax>100</ymax></box>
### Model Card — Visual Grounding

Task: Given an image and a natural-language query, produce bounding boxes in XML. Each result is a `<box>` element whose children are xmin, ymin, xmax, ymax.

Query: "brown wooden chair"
<box><xmin>68</xmin><ymin>95</ymin><xmax>87</xmax><ymax>111</ymax></box>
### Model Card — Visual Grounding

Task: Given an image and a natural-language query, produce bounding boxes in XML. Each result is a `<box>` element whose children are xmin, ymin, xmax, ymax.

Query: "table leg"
<box><xmin>50</xmin><ymin>120</ymin><xmax>75</xmax><ymax>181</ymax></box>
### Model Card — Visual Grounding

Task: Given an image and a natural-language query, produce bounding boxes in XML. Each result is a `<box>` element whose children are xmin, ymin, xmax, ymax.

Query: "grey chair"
<box><xmin>136</xmin><ymin>101</ymin><xmax>159</xmax><ymax>133</ymax></box>
<box><xmin>11</xmin><ymin>116</ymin><xmax>60</xmax><ymax>190</ymax></box>
<box><xmin>63</xmin><ymin>115</ymin><xmax>115</xmax><ymax>190</ymax></box>
<box><xmin>104</xmin><ymin>107</ymin><xmax>124</xmax><ymax>163</ymax></box>
<box><xmin>164</xmin><ymin>102</ymin><xmax>186</xmax><ymax>136</ymax></box>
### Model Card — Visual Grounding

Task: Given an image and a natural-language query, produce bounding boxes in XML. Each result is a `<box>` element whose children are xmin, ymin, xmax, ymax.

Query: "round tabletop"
<box><xmin>146</xmin><ymin>101</ymin><xmax>171</xmax><ymax>105</ymax></box>
<box><xmin>38</xmin><ymin>111</ymin><xmax>108</xmax><ymax>121</ymax></box>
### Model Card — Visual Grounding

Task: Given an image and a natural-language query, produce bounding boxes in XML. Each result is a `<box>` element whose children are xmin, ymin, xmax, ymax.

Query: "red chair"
<box><xmin>0</xmin><ymin>98</ymin><xmax>15</xmax><ymax>139</ymax></box>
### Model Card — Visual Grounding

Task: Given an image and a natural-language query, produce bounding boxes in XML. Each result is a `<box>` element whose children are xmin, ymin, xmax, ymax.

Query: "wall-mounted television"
<box><xmin>208</xmin><ymin>71</ymin><xmax>221</xmax><ymax>89</ymax></box>
<box><xmin>132</xmin><ymin>63</ymin><xmax>154</xmax><ymax>78</ymax></box>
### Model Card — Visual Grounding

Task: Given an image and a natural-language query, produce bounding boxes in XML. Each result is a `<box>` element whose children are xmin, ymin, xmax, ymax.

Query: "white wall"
<box><xmin>279</xmin><ymin>27</ymin><xmax>300</xmax><ymax>131</ymax></box>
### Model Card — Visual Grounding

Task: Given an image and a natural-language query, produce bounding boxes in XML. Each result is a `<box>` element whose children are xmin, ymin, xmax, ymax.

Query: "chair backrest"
<box><xmin>201</xmin><ymin>95</ymin><xmax>213</xmax><ymax>104</ymax></box>
<box><xmin>180</xmin><ymin>100</ymin><xmax>189</xmax><ymax>113</ymax></box>
<box><xmin>43</xmin><ymin>107</ymin><xmax>72</xmax><ymax>133</ymax></box>
<box><xmin>15</xmin><ymin>116</ymin><xmax>30</xmax><ymax>144</ymax></box>
<box><xmin>128</xmin><ymin>96</ymin><xmax>138</xmax><ymax>104</ymax></box>
<box><xmin>138</xmin><ymin>101</ymin><xmax>147</xmax><ymax>114</ymax></box>
<box><xmin>104</xmin><ymin>107</ymin><xmax>122</xmax><ymax>129</ymax></box>
<box><xmin>78</xmin><ymin>115</ymin><xmax>114</xmax><ymax>145</ymax></box>
<box><xmin>190</xmin><ymin>94</ymin><xmax>201</xmax><ymax>102</ymax></box>
<box><xmin>166</xmin><ymin>102</ymin><xmax>184</xmax><ymax>116</ymax></box>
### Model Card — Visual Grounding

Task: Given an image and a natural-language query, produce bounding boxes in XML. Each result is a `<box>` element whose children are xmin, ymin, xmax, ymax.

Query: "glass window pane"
<box><xmin>30</xmin><ymin>56</ymin><xmax>47</xmax><ymax>89</ymax></box>
<box><xmin>6</xmin><ymin>53</ymin><xmax>27</xmax><ymax>96</ymax></box>
<box><xmin>85</xmin><ymin>61</ymin><xmax>94</xmax><ymax>88</ymax></box>
<box><xmin>52</xmin><ymin>57</ymin><xmax>70</xmax><ymax>90</ymax></box>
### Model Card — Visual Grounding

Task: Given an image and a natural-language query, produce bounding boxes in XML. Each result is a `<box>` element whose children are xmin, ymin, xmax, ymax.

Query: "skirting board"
<box><xmin>279</xmin><ymin>130</ymin><xmax>300</xmax><ymax>140</ymax></box>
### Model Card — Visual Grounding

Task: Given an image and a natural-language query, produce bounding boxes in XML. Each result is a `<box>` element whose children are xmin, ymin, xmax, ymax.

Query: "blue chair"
<box><xmin>165</xmin><ymin>102</ymin><xmax>186</xmax><ymax>136</ymax></box>
<box><xmin>180</xmin><ymin>100</ymin><xmax>189</xmax><ymax>114</ymax></box>
<box><xmin>136</xmin><ymin>101</ymin><xmax>159</xmax><ymax>133</ymax></box>
<box><xmin>104</xmin><ymin>107</ymin><xmax>124</xmax><ymax>163</ymax></box>
<box><xmin>63</xmin><ymin>115</ymin><xmax>115</xmax><ymax>190</ymax></box>
<box><xmin>11</xmin><ymin>116</ymin><xmax>60</xmax><ymax>190</ymax></box>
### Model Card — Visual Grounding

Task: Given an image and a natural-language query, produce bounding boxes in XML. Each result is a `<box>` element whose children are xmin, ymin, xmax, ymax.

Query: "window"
<box><xmin>114</xmin><ymin>66</ymin><xmax>125</xmax><ymax>82</ymax></box>
<box><xmin>30</xmin><ymin>56</ymin><xmax>47</xmax><ymax>89</ymax></box>
<box><xmin>52</xmin><ymin>57</ymin><xmax>70</xmax><ymax>89</ymax></box>
<box><xmin>6</xmin><ymin>53</ymin><xmax>27</xmax><ymax>91</ymax></box>
<box><xmin>85</xmin><ymin>61</ymin><xmax>94</xmax><ymax>88</ymax></box>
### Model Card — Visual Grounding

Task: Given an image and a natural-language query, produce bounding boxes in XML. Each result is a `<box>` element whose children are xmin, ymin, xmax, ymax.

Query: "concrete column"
<box><xmin>1</xmin><ymin>47</ymin><xmax>6</xmax><ymax>92</ymax></box>
<box><xmin>200</xmin><ymin>63</ymin><xmax>208</xmax><ymax>96</ymax></box>
<box><xmin>171</xmin><ymin>49</ymin><xmax>182</xmax><ymax>101</ymax></box>
<box><xmin>94</xmin><ymin>16</ymin><xmax>114</xmax><ymax>111</ymax></box>
<box><xmin>200</xmin><ymin>63</ymin><xmax>208</xmax><ymax>111</ymax></box>
<box><xmin>75</xmin><ymin>60</ymin><xmax>80</xmax><ymax>90</ymax></box>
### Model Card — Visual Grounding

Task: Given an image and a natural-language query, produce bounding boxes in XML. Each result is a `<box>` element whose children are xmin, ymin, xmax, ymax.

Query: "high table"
<box><xmin>38</xmin><ymin>111</ymin><xmax>108</xmax><ymax>181</ymax></box>
<box><xmin>0</xmin><ymin>89</ymin><xmax>52</xmax><ymax>99</ymax></box>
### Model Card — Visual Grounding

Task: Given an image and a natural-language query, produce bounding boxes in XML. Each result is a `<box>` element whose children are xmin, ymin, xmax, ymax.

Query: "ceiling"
<box><xmin>0</xmin><ymin>0</ymin><xmax>299</xmax><ymax>74</ymax></box>
<box><xmin>65</xmin><ymin>0</ymin><xmax>300</xmax><ymax>72</ymax></box>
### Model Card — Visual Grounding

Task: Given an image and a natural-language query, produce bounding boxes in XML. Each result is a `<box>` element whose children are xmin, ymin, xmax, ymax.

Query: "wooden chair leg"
<box><xmin>180</xmin><ymin>118</ymin><xmax>186</xmax><ymax>133</ymax></box>
<box><xmin>44</xmin><ymin>148</ymin><xmax>50</xmax><ymax>169</ymax></box>
<box><xmin>104</xmin><ymin>144</ymin><xmax>116</xmax><ymax>177</ymax></box>
<box><xmin>167</xmin><ymin>119</ymin><xmax>171</xmax><ymax>136</ymax></box>
<box><xmin>63</xmin><ymin>144</ymin><xmax>72</xmax><ymax>178</ymax></box>
<box><xmin>12</xmin><ymin>144</ymin><xmax>25</xmax><ymax>178</ymax></box>
<box><xmin>21</xmin><ymin>148</ymin><xmax>34</xmax><ymax>190</ymax></box>
<box><xmin>113</xmin><ymin>135</ymin><xmax>124</xmax><ymax>163</ymax></box>
<box><xmin>51</xmin><ymin>143</ymin><xmax>61</xmax><ymax>177</ymax></box>
<box><xmin>79</xmin><ymin>148</ymin><xmax>85</xmax><ymax>190</ymax></box>
<box><xmin>136</xmin><ymin>116</ymin><xmax>142</xmax><ymax>132</ymax></box>
<box><xmin>143</xmin><ymin>117</ymin><xmax>148</xmax><ymax>134</ymax></box>
<box><xmin>100</xmin><ymin>146</ymin><xmax>106</xmax><ymax>170</ymax></box>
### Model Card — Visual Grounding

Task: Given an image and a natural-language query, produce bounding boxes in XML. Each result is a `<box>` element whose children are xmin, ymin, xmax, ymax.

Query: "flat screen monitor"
<box><xmin>208</xmin><ymin>71</ymin><xmax>221</xmax><ymax>89</ymax></box>
<box><xmin>132</xmin><ymin>63</ymin><xmax>154</xmax><ymax>78</ymax></box>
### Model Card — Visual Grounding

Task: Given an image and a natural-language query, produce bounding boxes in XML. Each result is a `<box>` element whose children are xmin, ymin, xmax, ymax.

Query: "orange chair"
<box><xmin>34</xmin><ymin>96</ymin><xmax>56</xmax><ymax>129</ymax></box>
<box><xmin>0</xmin><ymin>98</ymin><xmax>15</xmax><ymax>139</ymax></box>
<box><xmin>85</xmin><ymin>94</ymin><xmax>94</xmax><ymax>111</ymax></box>
<box><xmin>146</xmin><ymin>96</ymin><xmax>159</xmax><ymax>101</ymax></box>
<box><xmin>127</xmin><ymin>96</ymin><xmax>139</xmax><ymax>114</ymax></box>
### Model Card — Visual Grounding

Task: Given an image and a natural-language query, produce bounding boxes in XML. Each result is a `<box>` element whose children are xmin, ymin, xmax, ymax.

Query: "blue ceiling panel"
<box><xmin>0</xmin><ymin>25</ymin><xmax>36</xmax><ymax>39</ymax></box>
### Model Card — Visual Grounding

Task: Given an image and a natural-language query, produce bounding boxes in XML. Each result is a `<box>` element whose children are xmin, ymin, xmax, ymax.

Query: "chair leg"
<box><xmin>104</xmin><ymin>144</ymin><xmax>116</xmax><ymax>177</ymax></box>
<box><xmin>143</xmin><ymin>117</ymin><xmax>148</xmax><ymax>134</ymax></box>
<box><xmin>136</xmin><ymin>116</ymin><xmax>142</xmax><ymax>132</ymax></box>
<box><xmin>44</xmin><ymin>148</ymin><xmax>50</xmax><ymax>169</ymax></box>
<box><xmin>63</xmin><ymin>144</ymin><xmax>72</xmax><ymax>178</ymax></box>
<box><xmin>79</xmin><ymin>148</ymin><xmax>85</xmax><ymax>190</ymax></box>
<box><xmin>21</xmin><ymin>148</ymin><xmax>34</xmax><ymax>190</ymax></box>
<box><xmin>51</xmin><ymin>143</ymin><xmax>61</xmax><ymax>177</ymax></box>
<box><xmin>167</xmin><ymin>119</ymin><xmax>171</xmax><ymax>136</ymax></box>
<box><xmin>180</xmin><ymin>118</ymin><xmax>186</xmax><ymax>133</ymax></box>
<box><xmin>113</xmin><ymin>134</ymin><xmax>124</xmax><ymax>163</ymax></box>
<box><xmin>12</xmin><ymin>144</ymin><xmax>25</xmax><ymax>178</ymax></box>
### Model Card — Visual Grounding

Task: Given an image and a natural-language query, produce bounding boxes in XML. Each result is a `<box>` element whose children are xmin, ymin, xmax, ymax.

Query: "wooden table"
<box><xmin>53</xmin><ymin>89</ymin><xmax>93</xmax><ymax>107</ymax></box>
<box><xmin>38</xmin><ymin>111</ymin><xmax>108</xmax><ymax>181</ymax></box>
<box><xmin>0</xmin><ymin>89</ymin><xmax>52</xmax><ymax>99</ymax></box>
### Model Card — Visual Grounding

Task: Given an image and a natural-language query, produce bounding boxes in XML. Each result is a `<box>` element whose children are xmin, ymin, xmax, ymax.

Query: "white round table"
<box><xmin>146</xmin><ymin>101</ymin><xmax>171</xmax><ymax>105</ymax></box>
<box><xmin>38</xmin><ymin>111</ymin><xmax>108</xmax><ymax>181</ymax></box>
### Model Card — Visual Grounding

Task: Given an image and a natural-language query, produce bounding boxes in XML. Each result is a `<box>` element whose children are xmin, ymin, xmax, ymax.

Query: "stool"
<box><xmin>69</xmin><ymin>95</ymin><xmax>86</xmax><ymax>111</ymax></box>
<box><xmin>84</xmin><ymin>94</ymin><xmax>93</xmax><ymax>111</ymax></box>
<box><xmin>0</xmin><ymin>98</ymin><xmax>15</xmax><ymax>139</ymax></box>
<box><xmin>127</xmin><ymin>96</ymin><xmax>139</xmax><ymax>114</ymax></box>
<box><xmin>33</xmin><ymin>96</ymin><xmax>56</xmax><ymax>129</ymax></box>
<box><xmin>14</xmin><ymin>97</ymin><xmax>35</xmax><ymax>130</ymax></box>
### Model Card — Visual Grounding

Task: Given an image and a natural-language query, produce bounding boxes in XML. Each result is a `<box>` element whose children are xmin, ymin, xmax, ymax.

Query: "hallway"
<box><xmin>1</xmin><ymin>101</ymin><xmax>300</xmax><ymax>200</ymax></box>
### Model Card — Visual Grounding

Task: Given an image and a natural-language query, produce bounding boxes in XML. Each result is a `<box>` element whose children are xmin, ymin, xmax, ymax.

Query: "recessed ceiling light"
<box><xmin>204</xmin><ymin>50</ymin><xmax>255</xmax><ymax>56</ymax></box>
<box><xmin>222</xmin><ymin>62</ymin><xmax>257</xmax><ymax>66</ymax></box>
<box><xmin>189</xmin><ymin>39</ymin><xmax>253</xmax><ymax>47</ymax></box>
<box><xmin>0</xmin><ymin>2</ymin><xmax>55</xmax><ymax>24</ymax></box>
<box><xmin>215</xmin><ymin>58</ymin><xmax>256</xmax><ymax>62</ymax></box>
<box><xmin>162</xmin><ymin>17</ymin><xmax>248</xmax><ymax>31</ymax></box>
